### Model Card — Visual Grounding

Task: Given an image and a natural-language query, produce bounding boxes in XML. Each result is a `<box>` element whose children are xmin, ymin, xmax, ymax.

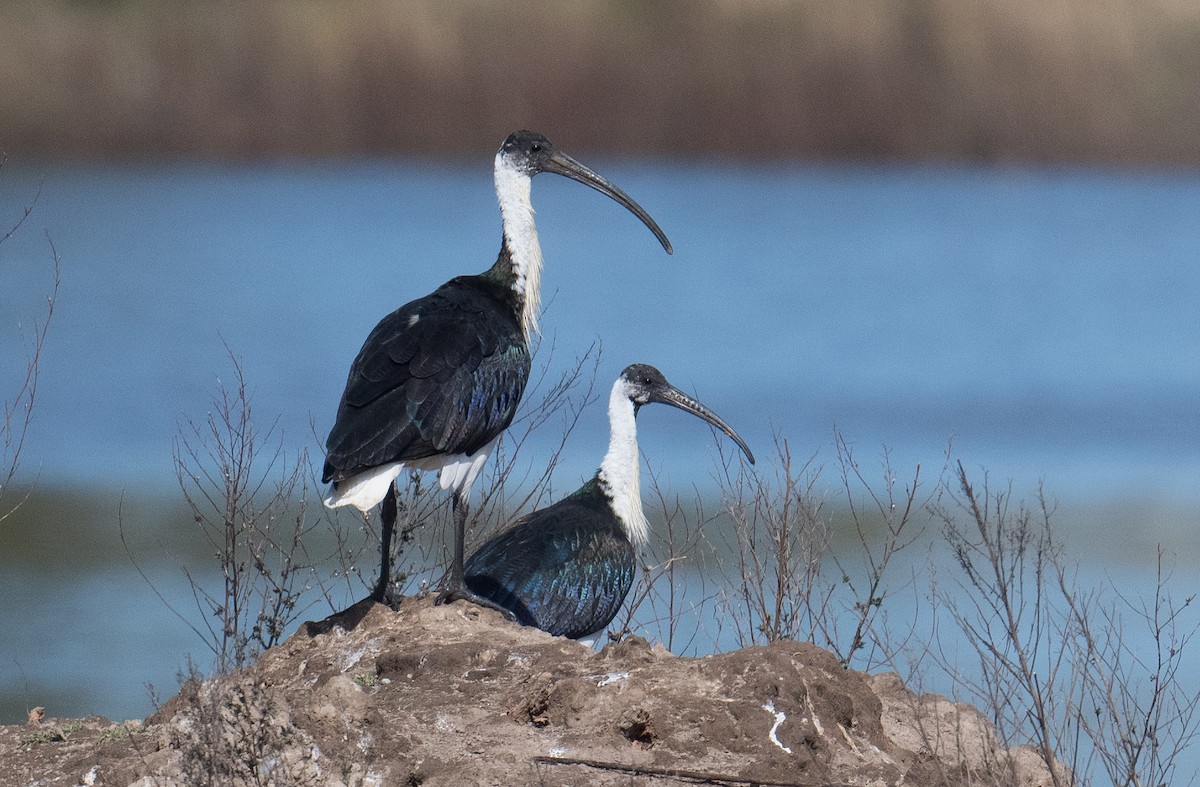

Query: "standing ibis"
<box><xmin>323</xmin><ymin>131</ymin><xmax>672</xmax><ymax>605</ymax></box>
<box><xmin>463</xmin><ymin>363</ymin><xmax>755</xmax><ymax>639</ymax></box>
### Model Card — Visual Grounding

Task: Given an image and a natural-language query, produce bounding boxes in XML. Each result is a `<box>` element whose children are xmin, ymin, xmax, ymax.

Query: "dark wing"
<box><xmin>464</xmin><ymin>483</ymin><xmax>636</xmax><ymax>639</ymax></box>
<box><xmin>323</xmin><ymin>276</ymin><xmax>530</xmax><ymax>482</ymax></box>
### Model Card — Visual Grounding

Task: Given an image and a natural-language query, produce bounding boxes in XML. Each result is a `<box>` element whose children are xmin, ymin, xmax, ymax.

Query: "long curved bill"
<box><xmin>543</xmin><ymin>149</ymin><xmax>673</xmax><ymax>255</ymax></box>
<box><xmin>650</xmin><ymin>385</ymin><xmax>756</xmax><ymax>465</ymax></box>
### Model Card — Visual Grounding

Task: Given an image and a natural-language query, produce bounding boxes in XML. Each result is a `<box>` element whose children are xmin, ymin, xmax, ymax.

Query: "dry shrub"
<box><xmin>930</xmin><ymin>462</ymin><xmax>1200</xmax><ymax>785</ymax></box>
<box><xmin>145</xmin><ymin>349</ymin><xmax>322</xmax><ymax>672</ymax></box>
<box><xmin>715</xmin><ymin>431</ymin><xmax>933</xmax><ymax>670</ymax></box>
<box><xmin>172</xmin><ymin>663</ymin><xmax>322</xmax><ymax>787</ymax></box>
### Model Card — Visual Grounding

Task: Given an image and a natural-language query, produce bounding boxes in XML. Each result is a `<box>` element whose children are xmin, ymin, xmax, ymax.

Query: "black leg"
<box><xmin>435</xmin><ymin>489</ymin><xmax>515</xmax><ymax>620</ymax></box>
<box><xmin>450</xmin><ymin>488</ymin><xmax>468</xmax><ymax>590</ymax></box>
<box><xmin>370</xmin><ymin>481</ymin><xmax>397</xmax><ymax>603</ymax></box>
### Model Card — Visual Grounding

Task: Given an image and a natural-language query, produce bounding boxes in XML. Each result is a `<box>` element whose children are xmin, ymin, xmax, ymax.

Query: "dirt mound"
<box><xmin>0</xmin><ymin>596</ymin><xmax>1060</xmax><ymax>786</ymax></box>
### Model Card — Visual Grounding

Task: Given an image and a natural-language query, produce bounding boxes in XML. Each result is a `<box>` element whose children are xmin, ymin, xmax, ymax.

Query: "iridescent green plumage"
<box><xmin>465</xmin><ymin>478</ymin><xmax>634</xmax><ymax>639</ymax></box>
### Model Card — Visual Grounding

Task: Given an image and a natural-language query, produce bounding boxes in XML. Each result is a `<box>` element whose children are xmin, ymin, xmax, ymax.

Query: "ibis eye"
<box><xmin>531</xmin><ymin>143</ymin><xmax>542</xmax><ymax>153</ymax></box>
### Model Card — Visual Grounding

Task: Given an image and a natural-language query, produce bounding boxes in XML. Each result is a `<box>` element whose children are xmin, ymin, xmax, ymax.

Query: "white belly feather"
<box><xmin>323</xmin><ymin>436</ymin><xmax>499</xmax><ymax>512</ymax></box>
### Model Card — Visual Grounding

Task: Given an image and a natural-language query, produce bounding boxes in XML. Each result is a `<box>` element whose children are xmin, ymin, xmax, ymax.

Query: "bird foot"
<box><xmin>368</xmin><ymin>580</ymin><xmax>401</xmax><ymax>611</ymax></box>
<box><xmin>436</xmin><ymin>585</ymin><xmax>517</xmax><ymax>621</ymax></box>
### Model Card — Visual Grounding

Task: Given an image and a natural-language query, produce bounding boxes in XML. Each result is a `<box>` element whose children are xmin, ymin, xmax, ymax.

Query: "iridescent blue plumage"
<box><xmin>465</xmin><ymin>364</ymin><xmax>755</xmax><ymax>639</ymax></box>
<box><xmin>324</xmin><ymin>271</ymin><xmax>529</xmax><ymax>478</ymax></box>
<box><xmin>465</xmin><ymin>478</ymin><xmax>635</xmax><ymax>639</ymax></box>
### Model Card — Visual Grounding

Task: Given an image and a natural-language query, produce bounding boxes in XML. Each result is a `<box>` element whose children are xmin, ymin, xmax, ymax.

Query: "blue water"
<box><xmin>2</xmin><ymin>159</ymin><xmax>1197</xmax><ymax>503</ymax></box>
<box><xmin>1</xmin><ymin>158</ymin><xmax>1198</xmax><ymax>753</ymax></box>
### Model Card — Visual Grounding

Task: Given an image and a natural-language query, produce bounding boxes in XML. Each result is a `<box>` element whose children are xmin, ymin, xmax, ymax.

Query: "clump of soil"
<box><xmin>0</xmin><ymin>596</ymin><xmax>1062</xmax><ymax>785</ymax></box>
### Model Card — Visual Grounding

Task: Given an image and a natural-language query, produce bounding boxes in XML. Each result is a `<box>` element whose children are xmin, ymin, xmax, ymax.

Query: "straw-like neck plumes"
<box><xmin>598</xmin><ymin>377</ymin><xmax>649</xmax><ymax>547</ymax></box>
<box><xmin>493</xmin><ymin>152</ymin><xmax>542</xmax><ymax>338</ymax></box>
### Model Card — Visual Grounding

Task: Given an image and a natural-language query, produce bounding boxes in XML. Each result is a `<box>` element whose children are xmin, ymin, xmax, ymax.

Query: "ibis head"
<box><xmin>618</xmin><ymin>364</ymin><xmax>756</xmax><ymax>465</ymax></box>
<box><xmin>497</xmin><ymin>131</ymin><xmax>673</xmax><ymax>255</ymax></box>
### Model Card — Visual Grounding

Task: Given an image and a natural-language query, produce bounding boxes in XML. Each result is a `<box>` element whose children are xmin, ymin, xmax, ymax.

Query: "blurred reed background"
<box><xmin>2</xmin><ymin>0</ymin><xmax>1198</xmax><ymax>162</ymax></box>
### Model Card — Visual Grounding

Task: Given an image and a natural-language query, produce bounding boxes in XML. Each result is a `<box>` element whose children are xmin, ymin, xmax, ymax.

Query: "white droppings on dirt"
<box><xmin>804</xmin><ymin>680</ymin><xmax>825</xmax><ymax>736</ymax></box>
<box><xmin>763</xmin><ymin>699</ymin><xmax>793</xmax><ymax>754</ymax></box>
<box><xmin>342</xmin><ymin>648</ymin><xmax>365</xmax><ymax>671</ymax></box>
<box><xmin>592</xmin><ymin>671</ymin><xmax>629</xmax><ymax>687</ymax></box>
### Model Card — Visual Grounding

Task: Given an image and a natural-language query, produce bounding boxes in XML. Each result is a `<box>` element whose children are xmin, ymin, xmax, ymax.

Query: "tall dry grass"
<box><xmin>1</xmin><ymin>0</ymin><xmax>1198</xmax><ymax>162</ymax></box>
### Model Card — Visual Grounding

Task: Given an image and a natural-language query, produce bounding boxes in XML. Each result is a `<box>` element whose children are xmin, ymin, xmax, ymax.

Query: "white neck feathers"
<box><xmin>494</xmin><ymin>153</ymin><xmax>543</xmax><ymax>337</ymax></box>
<box><xmin>598</xmin><ymin>379</ymin><xmax>649</xmax><ymax>547</ymax></box>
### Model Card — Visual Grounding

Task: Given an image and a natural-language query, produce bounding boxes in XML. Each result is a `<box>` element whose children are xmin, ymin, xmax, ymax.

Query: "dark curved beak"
<box><xmin>649</xmin><ymin>385</ymin><xmax>755</xmax><ymax>464</ymax></box>
<box><xmin>543</xmin><ymin>150</ymin><xmax>673</xmax><ymax>255</ymax></box>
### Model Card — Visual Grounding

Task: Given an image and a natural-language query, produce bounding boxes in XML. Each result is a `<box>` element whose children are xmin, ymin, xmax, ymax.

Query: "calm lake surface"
<box><xmin>1</xmin><ymin>158</ymin><xmax>1197</xmax><ymax>753</ymax></box>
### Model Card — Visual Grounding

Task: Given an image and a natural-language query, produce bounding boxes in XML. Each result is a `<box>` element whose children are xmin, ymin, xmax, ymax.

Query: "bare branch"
<box><xmin>1</xmin><ymin>178</ymin><xmax>60</xmax><ymax>522</ymax></box>
<box><xmin>167</xmin><ymin>348</ymin><xmax>321</xmax><ymax>672</ymax></box>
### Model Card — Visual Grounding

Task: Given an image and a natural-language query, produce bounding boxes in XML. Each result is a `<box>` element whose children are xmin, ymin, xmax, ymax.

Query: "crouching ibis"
<box><xmin>322</xmin><ymin>132</ymin><xmax>672</xmax><ymax>605</ymax></box>
<box><xmin>463</xmin><ymin>364</ymin><xmax>755</xmax><ymax>639</ymax></box>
